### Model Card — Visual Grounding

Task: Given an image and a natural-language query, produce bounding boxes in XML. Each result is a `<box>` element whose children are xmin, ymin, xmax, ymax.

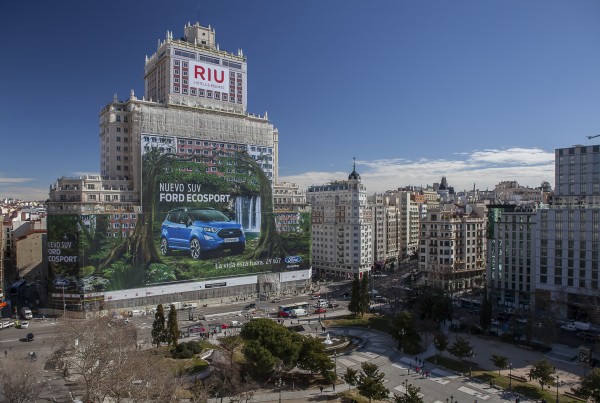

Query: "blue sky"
<box><xmin>2</xmin><ymin>1</ymin><xmax>600</xmax><ymax>200</ymax></box>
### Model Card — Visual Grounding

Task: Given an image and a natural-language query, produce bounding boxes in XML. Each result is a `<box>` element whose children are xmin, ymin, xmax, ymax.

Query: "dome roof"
<box><xmin>348</xmin><ymin>158</ymin><xmax>360</xmax><ymax>180</ymax></box>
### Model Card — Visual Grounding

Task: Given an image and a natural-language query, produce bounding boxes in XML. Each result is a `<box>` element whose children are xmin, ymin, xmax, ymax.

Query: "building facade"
<box><xmin>308</xmin><ymin>166</ymin><xmax>373</xmax><ymax>279</ymax></box>
<box><xmin>486</xmin><ymin>204</ymin><xmax>537</xmax><ymax>311</ymax></box>
<box><xmin>419</xmin><ymin>205</ymin><xmax>487</xmax><ymax>293</ymax></box>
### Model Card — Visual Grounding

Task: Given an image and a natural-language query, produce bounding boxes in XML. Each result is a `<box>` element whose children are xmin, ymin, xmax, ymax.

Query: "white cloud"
<box><xmin>280</xmin><ymin>147</ymin><xmax>555</xmax><ymax>193</ymax></box>
<box><xmin>0</xmin><ymin>174</ymin><xmax>34</xmax><ymax>184</ymax></box>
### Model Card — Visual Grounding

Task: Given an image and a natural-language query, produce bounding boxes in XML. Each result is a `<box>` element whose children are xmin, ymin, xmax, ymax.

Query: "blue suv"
<box><xmin>160</xmin><ymin>207</ymin><xmax>246</xmax><ymax>259</ymax></box>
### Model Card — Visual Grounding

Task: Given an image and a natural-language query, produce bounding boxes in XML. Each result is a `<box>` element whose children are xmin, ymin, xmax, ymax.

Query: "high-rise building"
<box><xmin>308</xmin><ymin>164</ymin><xmax>373</xmax><ymax>279</ymax></box>
<box><xmin>486</xmin><ymin>204</ymin><xmax>538</xmax><ymax>310</ymax></box>
<box><xmin>99</xmin><ymin>22</ymin><xmax>278</xmax><ymax>195</ymax></box>
<box><xmin>534</xmin><ymin>144</ymin><xmax>600</xmax><ymax>320</ymax></box>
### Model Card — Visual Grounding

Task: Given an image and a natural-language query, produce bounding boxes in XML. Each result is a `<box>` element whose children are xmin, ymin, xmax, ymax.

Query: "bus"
<box><xmin>9</xmin><ymin>279</ymin><xmax>27</xmax><ymax>296</ymax></box>
<box><xmin>278</xmin><ymin>302</ymin><xmax>309</xmax><ymax>317</ymax></box>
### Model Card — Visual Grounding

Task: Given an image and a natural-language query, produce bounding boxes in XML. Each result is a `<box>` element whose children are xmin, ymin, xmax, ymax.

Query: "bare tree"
<box><xmin>53</xmin><ymin>315</ymin><xmax>181</xmax><ymax>402</ymax></box>
<box><xmin>0</xmin><ymin>357</ymin><xmax>47</xmax><ymax>403</ymax></box>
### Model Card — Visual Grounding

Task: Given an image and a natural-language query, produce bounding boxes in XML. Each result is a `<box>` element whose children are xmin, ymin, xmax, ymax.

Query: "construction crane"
<box><xmin>587</xmin><ymin>134</ymin><xmax>600</xmax><ymax>140</ymax></box>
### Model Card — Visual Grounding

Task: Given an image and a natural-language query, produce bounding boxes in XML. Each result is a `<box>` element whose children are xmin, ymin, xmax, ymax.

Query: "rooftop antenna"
<box><xmin>197</xmin><ymin>0</ymin><xmax>200</xmax><ymax>24</ymax></box>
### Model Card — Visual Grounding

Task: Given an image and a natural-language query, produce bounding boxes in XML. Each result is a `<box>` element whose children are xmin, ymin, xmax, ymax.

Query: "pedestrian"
<box><xmin>319</xmin><ymin>386</ymin><xmax>324</xmax><ymax>394</ymax></box>
<box><xmin>4</xmin><ymin>350</ymin><xmax>6</xmax><ymax>358</ymax></box>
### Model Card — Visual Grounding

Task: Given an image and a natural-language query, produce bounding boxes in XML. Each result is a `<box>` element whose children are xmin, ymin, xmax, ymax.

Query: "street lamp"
<box><xmin>402</xmin><ymin>379</ymin><xmax>408</xmax><ymax>395</ymax></box>
<box><xmin>399</xmin><ymin>328</ymin><xmax>406</xmax><ymax>354</ymax></box>
<box><xmin>509</xmin><ymin>362</ymin><xmax>513</xmax><ymax>392</ymax></box>
<box><xmin>555</xmin><ymin>374</ymin><xmax>560</xmax><ymax>403</ymax></box>
<box><xmin>276</xmin><ymin>377</ymin><xmax>285</xmax><ymax>403</ymax></box>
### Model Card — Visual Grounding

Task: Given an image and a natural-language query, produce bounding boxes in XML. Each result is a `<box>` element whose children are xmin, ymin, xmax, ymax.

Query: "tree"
<box><xmin>393</xmin><ymin>384</ymin><xmax>423</xmax><ymax>403</ymax></box>
<box><xmin>360</xmin><ymin>272</ymin><xmax>370</xmax><ymax>316</ymax></box>
<box><xmin>52</xmin><ymin>315</ymin><xmax>181</xmax><ymax>402</ymax></box>
<box><xmin>151</xmin><ymin>304</ymin><xmax>167</xmax><ymax>347</ymax></box>
<box><xmin>356</xmin><ymin>362</ymin><xmax>389</xmax><ymax>403</ymax></box>
<box><xmin>414</xmin><ymin>285</ymin><xmax>453</xmax><ymax>324</ymax></box>
<box><xmin>577</xmin><ymin>368</ymin><xmax>600</xmax><ymax>403</ymax></box>
<box><xmin>220</xmin><ymin>335</ymin><xmax>243</xmax><ymax>366</ymax></box>
<box><xmin>166</xmin><ymin>304</ymin><xmax>179</xmax><ymax>347</ymax></box>
<box><xmin>0</xmin><ymin>357</ymin><xmax>46</xmax><ymax>403</ymax></box>
<box><xmin>343</xmin><ymin>367</ymin><xmax>358</xmax><ymax>391</ymax></box>
<box><xmin>240</xmin><ymin>318</ymin><xmax>302</xmax><ymax>378</ymax></box>
<box><xmin>447</xmin><ymin>336</ymin><xmax>473</xmax><ymax>362</ymax></box>
<box><xmin>490</xmin><ymin>354</ymin><xmax>508</xmax><ymax>375</ymax></box>
<box><xmin>529</xmin><ymin>360</ymin><xmax>555</xmax><ymax>390</ymax></box>
<box><xmin>433</xmin><ymin>332</ymin><xmax>449</xmax><ymax>362</ymax></box>
<box><xmin>393</xmin><ymin>311</ymin><xmax>421</xmax><ymax>354</ymax></box>
<box><xmin>348</xmin><ymin>275</ymin><xmax>361</xmax><ymax>316</ymax></box>
<box><xmin>480</xmin><ymin>288</ymin><xmax>492</xmax><ymax>330</ymax></box>
<box><xmin>297</xmin><ymin>336</ymin><xmax>335</xmax><ymax>376</ymax></box>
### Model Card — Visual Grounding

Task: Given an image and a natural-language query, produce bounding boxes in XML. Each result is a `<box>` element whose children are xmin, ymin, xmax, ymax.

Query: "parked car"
<box><xmin>19</xmin><ymin>321</ymin><xmax>29</xmax><ymax>329</ymax></box>
<box><xmin>327</xmin><ymin>302</ymin><xmax>339</xmax><ymax>309</ymax></box>
<box><xmin>271</xmin><ymin>298</ymin><xmax>281</xmax><ymax>303</ymax></box>
<box><xmin>160</xmin><ymin>207</ymin><xmax>246</xmax><ymax>259</ymax></box>
<box><xmin>314</xmin><ymin>307</ymin><xmax>327</xmax><ymax>314</ymax></box>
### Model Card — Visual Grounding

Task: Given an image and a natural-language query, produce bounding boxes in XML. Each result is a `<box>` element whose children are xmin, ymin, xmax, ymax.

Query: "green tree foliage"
<box><xmin>240</xmin><ymin>318</ymin><xmax>302</xmax><ymax>377</ymax></box>
<box><xmin>343</xmin><ymin>368</ymin><xmax>358</xmax><ymax>391</ymax></box>
<box><xmin>151</xmin><ymin>304</ymin><xmax>166</xmax><ymax>348</ymax></box>
<box><xmin>577</xmin><ymin>368</ymin><xmax>600</xmax><ymax>403</ymax></box>
<box><xmin>433</xmin><ymin>332</ymin><xmax>448</xmax><ymax>360</ymax></box>
<box><xmin>529</xmin><ymin>359</ymin><xmax>555</xmax><ymax>390</ymax></box>
<box><xmin>166</xmin><ymin>304</ymin><xmax>179</xmax><ymax>347</ymax></box>
<box><xmin>360</xmin><ymin>272</ymin><xmax>370</xmax><ymax>316</ymax></box>
<box><xmin>490</xmin><ymin>354</ymin><xmax>508</xmax><ymax>375</ymax></box>
<box><xmin>393</xmin><ymin>311</ymin><xmax>421</xmax><ymax>354</ymax></box>
<box><xmin>418</xmin><ymin>285</ymin><xmax>453</xmax><ymax>324</ymax></box>
<box><xmin>297</xmin><ymin>336</ymin><xmax>335</xmax><ymax>376</ymax></box>
<box><xmin>356</xmin><ymin>362</ymin><xmax>389</xmax><ymax>403</ymax></box>
<box><xmin>447</xmin><ymin>336</ymin><xmax>473</xmax><ymax>362</ymax></box>
<box><xmin>393</xmin><ymin>384</ymin><xmax>423</xmax><ymax>403</ymax></box>
<box><xmin>348</xmin><ymin>275</ymin><xmax>361</xmax><ymax>316</ymax></box>
<box><xmin>480</xmin><ymin>288</ymin><xmax>492</xmax><ymax>330</ymax></box>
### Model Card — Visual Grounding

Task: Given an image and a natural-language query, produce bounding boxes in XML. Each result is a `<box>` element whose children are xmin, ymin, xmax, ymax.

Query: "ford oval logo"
<box><xmin>285</xmin><ymin>256</ymin><xmax>302</xmax><ymax>264</ymax></box>
<box><xmin>53</xmin><ymin>278</ymin><xmax>70</xmax><ymax>287</ymax></box>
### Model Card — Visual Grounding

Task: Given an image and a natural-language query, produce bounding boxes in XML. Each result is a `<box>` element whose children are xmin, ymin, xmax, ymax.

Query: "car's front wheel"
<box><xmin>160</xmin><ymin>237</ymin><xmax>171</xmax><ymax>256</ymax></box>
<box><xmin>190</xmin><ymin>238</ymin><xmax>202</xmax><ymax>259</ymax></box>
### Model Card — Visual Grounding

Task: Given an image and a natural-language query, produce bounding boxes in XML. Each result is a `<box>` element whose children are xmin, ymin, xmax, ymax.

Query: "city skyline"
<box><xmin>2</xmin><ymin>0</ymin><xmax>600</xmax><ymax>200</ymax></box>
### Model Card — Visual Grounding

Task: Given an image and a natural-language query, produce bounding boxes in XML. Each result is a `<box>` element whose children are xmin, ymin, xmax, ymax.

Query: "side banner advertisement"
<box><xmin>47</xmin><ymin>137</ymin><xmax>310</xmax><ymax>294</ymax></box>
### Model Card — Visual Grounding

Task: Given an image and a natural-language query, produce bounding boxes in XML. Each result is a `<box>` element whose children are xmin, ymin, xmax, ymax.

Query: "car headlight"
<box><xmin>203</xmin><ymin>227</ymin><xmax>219</xmax><ymax>233</ymax></box>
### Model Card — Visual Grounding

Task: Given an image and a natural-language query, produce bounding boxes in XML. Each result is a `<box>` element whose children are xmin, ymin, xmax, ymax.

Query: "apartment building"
<box><xmin>419</xmin><ymin>205</ymin><xmax>487</xmax><ymax>293</ymax></box>
<box><xmin>308</xmin><ymin>165</ymin><xmax>373</xmax><ymax>279</ymax></box>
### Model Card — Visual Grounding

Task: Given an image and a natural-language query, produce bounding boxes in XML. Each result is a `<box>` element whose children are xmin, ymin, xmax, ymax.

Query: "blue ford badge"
<box><xmin>285</xmin><ymin>256</ymin><xmax>302</xmax><ymax>264</ymax></box>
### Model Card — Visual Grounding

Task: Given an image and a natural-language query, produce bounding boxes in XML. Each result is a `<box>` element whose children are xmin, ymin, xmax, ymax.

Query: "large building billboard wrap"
<box><xmin>188</xmin><ymin>61</ymin><xmax>229</xmax><ymax>92</ymax></box>
<box><xmin>47</xmin><ymin>136</ymin><xmax>310</xmax><ymax>295</ymax></box>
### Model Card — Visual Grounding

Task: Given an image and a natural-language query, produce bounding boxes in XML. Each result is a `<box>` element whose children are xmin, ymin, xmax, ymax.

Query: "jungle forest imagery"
<box><xmin>76</xmin><ymin>148</ymin><xmax>311</xmax><ymax>290</ymax></box>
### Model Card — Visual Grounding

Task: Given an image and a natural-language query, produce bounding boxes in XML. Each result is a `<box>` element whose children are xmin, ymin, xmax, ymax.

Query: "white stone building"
<box><xmin>308</xmin><ymin>165</ymin><xmax>373</xmax><ymax>279</ymax></box>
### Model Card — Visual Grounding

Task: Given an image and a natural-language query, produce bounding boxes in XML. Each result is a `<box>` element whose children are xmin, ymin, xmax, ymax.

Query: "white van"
<box><xmin>129</xmin><ymin>309</ymin><xmax>143</xmax><ymax>317</ymax></box>
<box><xmin>291</xmin><ymin>308</ymin><xmax>307</xmax><ymax>317</ymax></box>
<box><xmin>182</xmin><ymin>302</ymin><xmax>197</xmax><ymax>310</ymax></box>
<box><xmin>230</xmin><ymin>320</ymin><xmax>243</xmax><ymax>328</ymax></box>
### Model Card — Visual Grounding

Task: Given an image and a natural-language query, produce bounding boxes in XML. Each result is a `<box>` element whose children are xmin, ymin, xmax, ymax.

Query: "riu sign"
<box><xmin>188</xmin><ymin>61</ymin><xmax>229</xmax><ymax>92</ymax></box>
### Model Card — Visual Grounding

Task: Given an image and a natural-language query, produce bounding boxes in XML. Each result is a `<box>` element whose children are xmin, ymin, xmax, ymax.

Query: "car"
<box><xmin>217</xmin><ymin>323</ymin><xmax>229</xmax><ymax>329</ymax></box>
<box><xmin>19</xmin><ymin>321</ymin><xmax>29</xmax><ymax>329</ymax></box>
<box><xmin>244</xmin><ymin>303</ymin><xmax>256</xmax><ymax>310</ymax></box>
<box><xmin>26</xmin><ymin>333</ymin><xmax>34</xmax><ymax>342</ymax></box>
<box><xmin>160</xmin><ymin>207</ymin><xmax>246</xmax><ymax>259</ymax></box>
<box><xmin>327</xmin><ymin>302</ymin><xmax>339</xmax><ymax>309</ymax></box>
<box><xmin>314</xmin><ymin>307</ymin><xmax>327</xmax><ymax>314</ymax></box>
<box><xmin>278</xmin><ymin>311</ymin><xmax>290</xmax><ymax>317</ymax></box>
<box><xmin>271</xmin><ymin>298</ymin><xmax>281</xmax><ymax>303</ymax></box>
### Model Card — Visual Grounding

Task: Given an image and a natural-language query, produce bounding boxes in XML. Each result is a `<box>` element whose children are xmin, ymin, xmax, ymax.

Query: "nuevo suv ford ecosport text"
<box><xmin>160</xmin><ymin>207</ymin><xmax>246</xmax><ymax>259</ymax></box>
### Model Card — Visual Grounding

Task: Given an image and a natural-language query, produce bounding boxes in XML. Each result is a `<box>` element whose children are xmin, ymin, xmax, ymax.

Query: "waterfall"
<box><xmin>234</xmin><ymin>195</ymin><xmax>261</xmax><ymax>234</ymax></box>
